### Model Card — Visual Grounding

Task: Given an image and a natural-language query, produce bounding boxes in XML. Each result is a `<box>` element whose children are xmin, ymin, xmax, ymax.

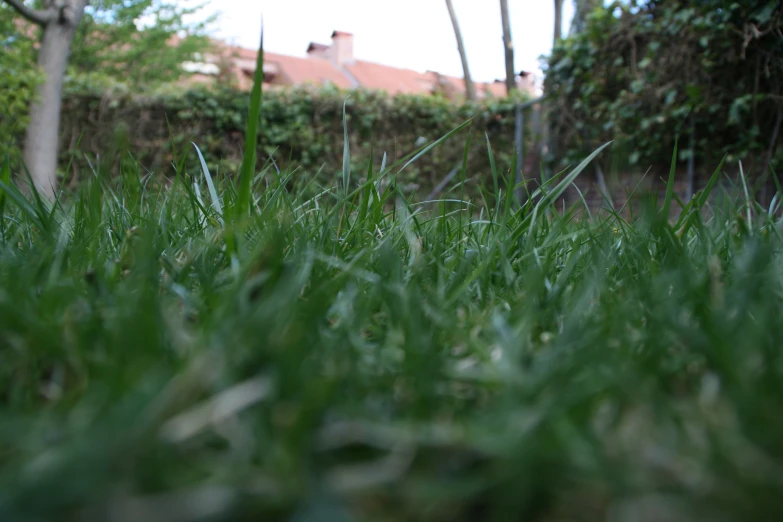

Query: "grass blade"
<box><xmin>738</xmin><ymin>160</ymin><xmax>753</xmax><ymax>227</ymax></box>
<box><xmin>236</xmin><ymin>17</ymin><xmax>265</xmax><ymax>218</ymax></box>
<box><xmin>661</xmin><ymin>139</ymin><xmax>678</xmax><ymax>222</ymax></box>
<box><xmin>342</xmin><ymin>96</ymin><xmax>352</xmax><ymax>197</ymax></box>
<box><xmin>192</xmin><ymin>143</ymin><xmax>224</xmax><ymax>226</ymax></box>
<box><xmin>397</xmin><ymin>118</ymin><xmax>475</xmax><ymax>176</ymax></box>
<box><xmin>536</xmin><ymin>141</ymin><xmax>612</xmax><ymax>211</ymax></box>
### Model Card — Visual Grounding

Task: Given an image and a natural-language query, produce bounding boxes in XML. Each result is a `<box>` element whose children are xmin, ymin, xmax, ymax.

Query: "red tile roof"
<box><xmin>265</xmin><ymin>51</ymin><xmax>354</xmax><ymax>89</ymax></box>
<box><xmin>190</xmin><ymin>33</ymin><xmax>536</xmax><ymax>100</ymax></box>
<box><xmin>343</xmin><ymin>60</ymin><xmax>435</xmax><ymax>96</ymax></box>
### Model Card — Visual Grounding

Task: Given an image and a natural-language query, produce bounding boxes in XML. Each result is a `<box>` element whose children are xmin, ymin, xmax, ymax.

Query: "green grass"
<box><xmin>1</xmin><ymin>132</ymin><xmax>783</xmax><ymax>521</ymax></box>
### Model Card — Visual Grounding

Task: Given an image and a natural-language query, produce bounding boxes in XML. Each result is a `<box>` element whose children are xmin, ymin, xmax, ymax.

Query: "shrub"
<box><xmin>544</xmin><ymin>0</ymin><xmax>783</xmax><ymax>180</ymax></box>
<box><xmin>56</xmin><ymin>84</ymin><xmax>532</xmax><ymax>199</ymax></box>
<box><xmin>0</xmin><ymin>9</ymin><xmax>41</xmax><ymax>159</ymax></box>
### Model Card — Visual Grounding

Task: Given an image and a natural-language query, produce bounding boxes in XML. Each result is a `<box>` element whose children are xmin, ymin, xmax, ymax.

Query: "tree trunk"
<box><xmin>546</xmin><ymin>0</ymin><xmax>565</xmax><ymax>183</ymax></box>
<box><xmin>445</xmin><ymin>0</ymin><xmax>476</xmax><ymax>101</ymax></box>
<box><xmin>500</xmin><ymin>0</ymin><xmax>516</xmax><ymax>95</ymax></box>
<box><xmin>4</xmin><ymin>0</ymin><xmax>87</xmax><ymax>199</ymax></box>
<box><xmin>553</xmin><ymin>0</ymin><xmax>564</xmax><ymax>47</ymax></box>
<box><xmin>24</xmin><ymin>21</ymin><xmax>79</xmax><ymax>198</ymax></box>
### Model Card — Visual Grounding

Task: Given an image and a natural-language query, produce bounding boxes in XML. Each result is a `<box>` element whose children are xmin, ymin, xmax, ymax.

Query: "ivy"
<box><xmin>56</xmin><ymin>84</ymin><xmax>533</xmax><ymax>199</ymax></box>
<box><xmin>0</xmin><ymin>4</ymin><xmax>41</xmax><ymax>159</ymax></box>
<box><xmin>544</xmin><ymin>0</ymin><xmax>783</xmax><ymax>178</ymax></box>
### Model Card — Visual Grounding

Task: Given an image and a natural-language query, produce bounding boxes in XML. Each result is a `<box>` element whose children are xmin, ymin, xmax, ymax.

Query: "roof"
<box><xmin>195</xmin><ymin>36</ymin><xmax>536</xmax><ymax>99</ymax></box>
<box><xmin>343</xmin><ymin>60</ymin><xmax>435</xmax><ymax>96</ymax></box>
<box><xmin>265</xmin><ymin>51</ymin><xmax>354</xmax><ymax>89</ymax></box>
<box><xmin>432</xmin><ymin>73</ymin><xmax>510</xmax><ymax>99</ymax></box>
<box><xmin>307</xmin><ymin>42</ymin><xmax>330</xmax><ymax>53</ymax></box>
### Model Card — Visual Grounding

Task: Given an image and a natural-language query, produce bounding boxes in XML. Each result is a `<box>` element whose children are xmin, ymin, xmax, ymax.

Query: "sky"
<box><xmin>199</xmin><ymin>1</ymin><xmax>576</xmax><ymax>85</ymax></box>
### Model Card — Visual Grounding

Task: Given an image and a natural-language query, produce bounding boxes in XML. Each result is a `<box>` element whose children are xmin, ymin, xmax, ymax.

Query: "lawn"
<box><xmin>1</xmin><ymin>125</ymin><xmax>782</xmax><ymax>521</ymax></box>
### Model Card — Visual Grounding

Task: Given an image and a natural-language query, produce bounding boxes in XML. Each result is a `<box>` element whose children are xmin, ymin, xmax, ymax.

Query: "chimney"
<box><xmin>306</xmin><ymin>42</ymin><xmax>330</xmax><ymax>60</ymax></box>
<box><xmin>330</xmin><ymin>30</ymin><xmax>354</xmax><ymax>65</ymax></box>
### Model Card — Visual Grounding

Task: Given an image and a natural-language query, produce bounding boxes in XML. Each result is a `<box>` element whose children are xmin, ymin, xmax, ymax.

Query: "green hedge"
<box><xmin>57</xmin><ymin>84</ymin><xmax>532</xmax><ymax>199</ymax></box>
<box><xmin>544</xmin><ymin>0</ymin><xmax>783</xmax><ymax>181</ymax></box>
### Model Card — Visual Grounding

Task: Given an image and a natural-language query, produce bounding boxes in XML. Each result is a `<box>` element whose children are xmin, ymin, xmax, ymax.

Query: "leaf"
<box><xmin>661</xmin><ymin>139</ymin><xmax>678</xmax><ymax>222</ymax></box>
<box><xmin>236</xmin><ymin>18</ymin><xmax>265</xmax><ymax>219</ymax></box>
<box><xmin>342</xmin><ymin>95</ymin><xmax>351</xmax><ymax>197</ymax></box>
<box><xmin>192</xmin><ymin>142</ymin><xmax>224</xmax><ymax>226</ymax></box>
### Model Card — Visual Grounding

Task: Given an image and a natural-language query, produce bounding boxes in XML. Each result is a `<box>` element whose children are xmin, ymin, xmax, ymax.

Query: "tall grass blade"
<box><xmin>192</xmin><ymin>143</ymin><xmax>224</xmax><ymax>226</ymax></box>
<box><xmin>0</xmin><ymin>154</ymin><xmax>10</xmax><ymax>220</ymax></box>
<box><xmin>236</xmin><ymin>17</ymin><xmax>265</xmax><ymax>218</ymax></box>
<box><xmin>342</xmin><ymin>96</ymin><xmax>351</xmax><ymax>197</ymax></box>
<box><xmin>0</xmin><ymin>180</ymin><xmax>48</xmax><ymax>233</ymax></box>
<box><xmin>738</xmin><ymin>161</ymin><xmax>753</xmax><ymax>227</ymax></box>
<box><xmin>536</xmin><ymin>141</ymin><xmax>612</xmax><ymax>211</ymax></box>
<box><xmin>397</xmin><ymin>118</ymin><xmax>474</xmax><ymax>176</ymax></box>
<box><xmin>661</xmin><ymin>139</ymin><xmax>678</xmax><ymax>222</ymax></box>
<box><xmin>676</xmin><ymin>155</ymin><xmax>725</xmax><ymax>236</ymax></box>
<box><xmin>358</xmin><ymin>150</ymin><xmax>373</xmax><ymax>224</ymax></box>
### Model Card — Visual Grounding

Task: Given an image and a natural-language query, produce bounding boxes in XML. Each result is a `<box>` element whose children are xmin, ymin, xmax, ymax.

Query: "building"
<box><xmin>186</xmin><ymin>30</ymin><xmax>538</xmax><ymax>100</ymax></box>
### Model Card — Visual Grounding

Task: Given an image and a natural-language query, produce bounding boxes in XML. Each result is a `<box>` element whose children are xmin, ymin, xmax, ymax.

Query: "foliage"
<box><xmin>1</xmin><ymin>0</ymin><xmax>211</xmax><ymax>162</ymax></box>
<box><xmin>544</xmin><ymin>0</ymin><xmax>783</xmax><ymax>177</ymax></box>
<box><xmin>1</xmin><ymin>126</ymin><xmax>783</xmax><ymax>519</ymax></box>
<box><xmin>68</xmin><ymin>0</ymin><xmax>212</xmax><ymax>87</ymax></box>
<box><xmin>570</xmin><ymin>0</ymin><xmax>603</xmax><ymax>34</ymax></box>
<box><xmin>55</xmin><ymin>84</ymin><xmax>531</xmax><ymax>199</ymax></box>
<box><xmin>7</xmin><ymin>0</ymin><xmax>212</xmax><ymax>89</ymax></box>
<box><xmin>0</xmin><ymin>4</ymin><xmax>41</xmax><ymax>157</ymax></box>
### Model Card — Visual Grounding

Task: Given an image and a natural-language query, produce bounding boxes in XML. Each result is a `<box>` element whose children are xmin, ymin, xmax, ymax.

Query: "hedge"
<box><xmin>543</xmin><ymin>0</ymin><xmax>783</xmax><ymax>188</ymax></box>
<box><xmin>56</xmin><ymin>84</ymin><xmax>535</xmax><ymax>200</ymax></box>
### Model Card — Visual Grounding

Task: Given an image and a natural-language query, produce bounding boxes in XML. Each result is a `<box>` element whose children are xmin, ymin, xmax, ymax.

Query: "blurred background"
<box><xmin>1</xmin><ymin>0</ymin><xmax>781</xmax><ymax>209</ymax></box>
<box><xmin>201</xmin><ymin>0</ymin><xmax>574</xmax><ymax>90</ymax></box>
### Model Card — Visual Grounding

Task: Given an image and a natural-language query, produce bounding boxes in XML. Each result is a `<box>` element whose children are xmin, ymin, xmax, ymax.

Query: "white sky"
<box><xmin>200</xmin><ymin>1</ymin><xmax>576</xmax><ymax>83</ymax></box>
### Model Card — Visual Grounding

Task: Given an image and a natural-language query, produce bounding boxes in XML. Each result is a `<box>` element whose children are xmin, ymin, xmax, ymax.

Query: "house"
<box><xmin>10</xmin><ymin>13</ymin><xmax>536</xmax><ymax>99</ymax></box>
<box><xmin>186</xmin><ymin>30</ymin><xmax>538</xmax><ymax>100</ymax></box>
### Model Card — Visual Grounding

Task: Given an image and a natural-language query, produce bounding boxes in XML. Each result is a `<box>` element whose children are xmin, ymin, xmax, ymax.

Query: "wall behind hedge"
<box><xmin>57</xmin><ymin>84</ymin><xmax>534</xmax><ymax>200</ymax></box>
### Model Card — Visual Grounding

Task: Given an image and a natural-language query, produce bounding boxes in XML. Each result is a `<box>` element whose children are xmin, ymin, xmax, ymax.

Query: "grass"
<box><xmin>0</xmin><ymin>130</ymin><xmax>782</xmax><ymax>521</ymax></box>
<box><xmin>2</xmin><ymin>34</ymin><xmax>783</xmax><ymax>521</ymax></box>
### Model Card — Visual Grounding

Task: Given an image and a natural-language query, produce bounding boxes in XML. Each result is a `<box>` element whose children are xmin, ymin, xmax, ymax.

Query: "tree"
<box><xmin>546</xmin><ymin>0</ymin><xmax>567</xmax><ymax>184</ymax></box>
<box><xmin>445</xmin><ymin>0</ymin><xmax>477</xmax><ymax>101</ymax></box>
<box><xmin>553</xmin><ymin>0</ymin><xmax>564</xmax><ymax>46</ymax></box>
<box><xmin>3</xmin><ymin>0</ymin><xmax>210</xmax><ymax>199</ymax></box>
<box><xmin>68</xmin><ymin>0</ymin><xmax>211</xmax><ymax>88</ymax></box>
<box><xmin>571</xmin><ymin>0</ymin><xmax>602</xmax><ymax>35</ymax></box>
<box><xmin>2</xmin><ymin>0</ymin><xmax>89</xmax><ymax>199</ymax></box>
<box><xmin>499</xmin><ymin>0</ymin><xmax>516</xmax><ymax>95</ymax></box>
<box><xmin>545</xmin><ymin>0</ymin><xmax>783</xmax><ymax>194</ymax></box>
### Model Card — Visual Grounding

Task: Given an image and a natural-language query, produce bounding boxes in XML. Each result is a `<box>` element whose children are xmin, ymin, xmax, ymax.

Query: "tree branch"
<box><xmin>3</xmin><ymin>0</ymin><xmax>59</xmax><ymax>26</ymax></box>
<box><xmin>3</xmin><ymin>0</ymin><xmax>57</xmax><ymax>26</ymax></box>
